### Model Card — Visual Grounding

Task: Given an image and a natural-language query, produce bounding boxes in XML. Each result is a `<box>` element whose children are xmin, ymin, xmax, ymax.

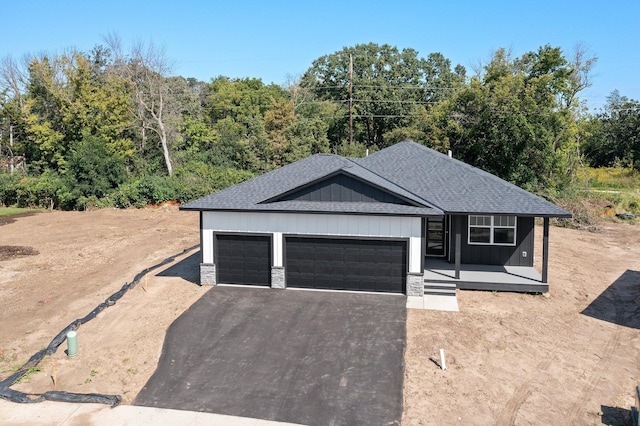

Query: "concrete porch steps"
<box><xmin>424</xmin><ymin>281</ymin><xmax>457</xmax><ymax>296</ymax></box>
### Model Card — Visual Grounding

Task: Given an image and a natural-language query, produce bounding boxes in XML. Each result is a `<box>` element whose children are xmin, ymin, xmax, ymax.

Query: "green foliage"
<box><xmin>579</xmin><ymin>166</ymin><xmax>640</xmax><ymax>216</ymax></box>
<box><xmin>301</xmin><ymin>43</ymin><xmax>465</xmax><ymax>149</ymax></box>
<box><xmin>14</xmin><ymin>365</ymin><xmax>43</xmax><ymax>384</ymax></box>
<box><xmin>0</xmin><ymin>173</ymin><xmax>21</xmax><ymax>206</ymax></box>
<box><xmin>67</xmin><ymin>134</ymin><xmax>127</xmax><ymax>201</ymax></box>
<box><xmin>106</xmin><ymin>165</ymin><xmax>254</xmax><ymax>208</ymax></box>
<box><xmin>582</xmin><ymin>91</ymin><xmax>640</xmax><ymax>169</ymax></box>
<box><xmin>110</xmin><ymin>176</ymin><xmax>175</xmax><ymax>208</ymax></box>
<box><xmin>0</xmin><ymin>41</ymin><xmax>620</xmax><ymax>212</ymax></box>
<box><xmin>172</xmin><ymin>162</ymin><xmax>254</xmax><ymax>202</ymax></box>
<box><xmin>207</xmin><ymin>77</ymin><xmax>288</xmax><ymax>123</ymax></box>
<box><xmin>581</xmin><ymin>166</ymin><xmax>640</xmax><ymax>190</ymax></box>
<box><xmin>336</xmin><ymin>141</ymin><xmax>369</xmax><ymax>157</ymax></box>
<box><xmin>552</xmin><ymin>166</ymin><xmax>640</xmax><ymax>230</ymax></box>
<box><xmin>430</xmin><ymin>46</ymin><xmax>583</xmax><ymax>191</ymax></box>
<box><xmin>0</xmin><ymin>207</ymin><xmax>41</xmax><ymax>217</ymax></box>
<box><xmin>1</xmin><ymin>171</ymin><xmax>73</xmax><ymax>210</ymax></box>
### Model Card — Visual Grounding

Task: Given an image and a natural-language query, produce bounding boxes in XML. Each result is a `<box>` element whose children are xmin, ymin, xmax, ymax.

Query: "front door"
<box><xmin>426</xmin><ymin>217</ymin><xmax>446</xmax><ymax>257</ymax></box>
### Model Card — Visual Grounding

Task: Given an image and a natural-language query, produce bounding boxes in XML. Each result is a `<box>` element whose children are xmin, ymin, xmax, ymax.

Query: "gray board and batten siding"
<box><xmin>276</xmin><ymin>172</ymin><xmax>413</xmax><ymax>206</ymax></box>
<box><xmin>448</xmin><ymin>215</ymin><xmax>535</xmax><ymax>267</ymax></box>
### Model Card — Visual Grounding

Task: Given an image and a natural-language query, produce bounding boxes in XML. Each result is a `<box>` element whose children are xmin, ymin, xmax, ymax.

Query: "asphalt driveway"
<box><xmin>134</xmin><ymin>286</ymin><xmax>406</xmax><ymax>425</ymax></box>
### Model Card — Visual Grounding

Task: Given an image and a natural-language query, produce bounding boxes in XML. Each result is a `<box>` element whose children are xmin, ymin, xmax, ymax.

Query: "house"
<box><xmin>180</xmin><ymin>140</ymin><xmax>571</xmax><ymax>297</ymax></box>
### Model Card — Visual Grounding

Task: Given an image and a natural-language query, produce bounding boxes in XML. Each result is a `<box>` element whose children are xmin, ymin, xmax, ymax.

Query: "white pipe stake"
<box><xmin>439</xmin><ymin>348</ymin><xmax>446</xmax><ymax>370</ymax></box>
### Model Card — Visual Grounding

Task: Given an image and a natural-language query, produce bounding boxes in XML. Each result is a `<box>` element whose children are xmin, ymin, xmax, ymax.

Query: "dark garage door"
<box><xmin>285</xmin><ymin>237</ymin><xmax>406</xmax><ymax>293</ymax></box>
<box><xmin>216</xmin><ymin>234</ymin><xmax>271</xmax><ymax>286</ymax></box>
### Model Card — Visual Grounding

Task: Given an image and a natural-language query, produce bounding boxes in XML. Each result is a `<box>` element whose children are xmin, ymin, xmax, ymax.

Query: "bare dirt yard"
<box><xmin>1</xmin><ymin>207</ymin><xmax>639</xmax><ymax>425</ymax></box>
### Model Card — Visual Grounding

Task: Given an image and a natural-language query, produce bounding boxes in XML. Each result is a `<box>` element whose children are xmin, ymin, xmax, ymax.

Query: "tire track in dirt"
<box><xmin>561</xmin><ymin>289</ymin><xmax>623</xmax><ymax>425</ymax></box>
<box><xmin>494</xmin><ymin>359</ymin><xmax>551</xmax><ymax>425</ymax></box>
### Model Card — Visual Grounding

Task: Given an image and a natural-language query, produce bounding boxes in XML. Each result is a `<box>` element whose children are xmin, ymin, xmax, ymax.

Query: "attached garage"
<box><xmin>285</xmin><ymin>237</ymin><xmax>407</xmax><ymax>293</ymax></box>
<box><xmin>215</xmin><ymin>234</ymin><xmax>271</xmax><ymax>286</ymax></box>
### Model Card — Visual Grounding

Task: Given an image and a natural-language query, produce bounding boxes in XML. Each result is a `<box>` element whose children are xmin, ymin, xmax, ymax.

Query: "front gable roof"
<box><xmin>181</xmin><ymin>140</ymin><xmax>571</xmax><ymax>218</ymax></box>
<box><xmin>180</xmin><ymin>152</ymin><xmax>442</xmax><ymax>216</ymax></box>
<box><xmin>263</xmin><ymin>171</ymin><xmax>414</xmax><ymax>205</ymax></box>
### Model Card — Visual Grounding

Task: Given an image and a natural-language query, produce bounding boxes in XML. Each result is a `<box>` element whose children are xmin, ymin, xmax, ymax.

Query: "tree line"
<box><xmin>0</xmin><ymin>40</ymin><xmax>638</xmax><ymax>210</ymax></box>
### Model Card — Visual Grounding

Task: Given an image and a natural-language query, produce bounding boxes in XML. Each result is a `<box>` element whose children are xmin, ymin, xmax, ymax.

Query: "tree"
<box><xmin>0</xmin><ymin>55</ymin><xmax>30</xmax><ymax>165</ymax></box>
<box><xmin>206</xmin><ymin>76</ymin><xmax>288</xmax><ymax>123</ymax></box>
<box><xmin>106</xmin><ymin>35</ymin><xmax>178</xmax><ymax>175</ymax></box>
<box><xmin>301</xmin><ymin>43</ymin><xmax>465</xmax><ymax>150</ymax></box>
<box><xmin>13</xmin><ymin>50</ymin><xmax>134</xmax><ymax>173</ymax></box>
<box><xmin>583</xmin><ymin>91</ymin><xmax>640</xmax><ymax>168</ymax></box>
<box><xmin>430</xmin><ymin>46</ymin><xmax>592</xmax><ymax>191</ymax></box>
<box><xmin>67</xmin><ymin>134</ymin><xmax>127</xmax><ymax>201</ymax></box>
<box><xmin>204</xmin><ymin>77</ymin><xmax>290</xmax><ymax>172</ymax></box>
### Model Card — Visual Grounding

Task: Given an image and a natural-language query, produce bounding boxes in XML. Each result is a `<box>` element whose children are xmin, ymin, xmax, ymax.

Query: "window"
<box><xmin>468</xmin><ymin>215</ymin><xmax>516</xmax><ymax>246</ymax></box>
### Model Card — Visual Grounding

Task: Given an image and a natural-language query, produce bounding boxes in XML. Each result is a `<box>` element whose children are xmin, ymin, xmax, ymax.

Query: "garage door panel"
<box><xmin>330</xmin><ymin>247</ymin><xmax>345</xmax><ymax>261</ymax></box>
<box><xmin>285</xmin><ymin>237</ymin><xmax>406</xmax><ymax>293</ymax></box>
<box><xmin>330</xmin><ymin>264</ymin><xmax>347</xmax><ymax>275</ymax></box>
<box><xmin>216</xmin><ymin>235</ymin><xmax>271</xmax><ymax>286</ymax></box>
<box><xmin>299</xmin><ymin>272</ymin><xmax>315</xmax><ymax>283</ymax></box>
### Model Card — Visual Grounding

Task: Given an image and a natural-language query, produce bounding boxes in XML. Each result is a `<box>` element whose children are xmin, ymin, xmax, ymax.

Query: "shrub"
<box><xmin>136</xmin><ymin>176</ymin><xmax>176</xmax><ymax>205</ymax></box>
<box><xmin>0</xmin><ymin>173</ymin><xmax>21</xmax><ymax>207</ymax></box>
<box><xmin>172</xmin><ymin>162</ymin><xmax>254</xmax><ymax>203</ymax></box>
<box><xmin>111</xmin><ymin>181</ymin><xmax>144</xmax><ymax>208</ymax></box>
<box><xmin>67</xmin><ymin>135</ymin><xmax>127</xmax><ymax>200</ymax></box>
<box><xmin>10</xmin><ymin>171</ymin><xmax>73</xmax><ymax>210</ymax></box>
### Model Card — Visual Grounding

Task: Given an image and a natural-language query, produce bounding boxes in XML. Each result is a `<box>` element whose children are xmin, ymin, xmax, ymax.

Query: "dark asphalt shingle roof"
<box><xmin>181</xmin><ymin>140</ymin><xmax>571</xmax><ymax>218</ymax></box>
<box><xmin>356</xmin><ymin>141</ymin><xmax>571</xmax><ymax>217</ymax></box>
<box><xmin>180</xmin><ymin>152</ymin><xmax>441</xmax><ymax>216</ymax></box>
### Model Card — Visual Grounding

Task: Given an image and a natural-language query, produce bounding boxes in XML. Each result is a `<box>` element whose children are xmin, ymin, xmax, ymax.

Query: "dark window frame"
<box><xmin>468</xmin><ymin>215</ymin><xmax>517</xmax><ymax>246</ymax></box>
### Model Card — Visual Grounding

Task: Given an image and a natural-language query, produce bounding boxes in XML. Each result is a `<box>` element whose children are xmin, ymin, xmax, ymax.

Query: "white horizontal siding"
<box><xmin>202</xmin><ymin>211</ymin><xmax>423</xmax><ymax>273</ymax></box>
<box><xmin>203</xmin><ymin>211</ymin><xmax>421</xmax><ymax>238</ymax></box>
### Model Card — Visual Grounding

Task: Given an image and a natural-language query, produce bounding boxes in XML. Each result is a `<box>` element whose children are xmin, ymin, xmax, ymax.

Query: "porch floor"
<box><xmin>424</xmin><ymin>258</ymin><xmax>548</xmax><ymax>293</ymax></box>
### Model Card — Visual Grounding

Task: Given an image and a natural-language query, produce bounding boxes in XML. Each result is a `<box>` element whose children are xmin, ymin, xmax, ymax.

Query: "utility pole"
<box><xmin>349</xmin><ymin>54</ymin><xmax>353</xmax><ymax>145</ymax></box>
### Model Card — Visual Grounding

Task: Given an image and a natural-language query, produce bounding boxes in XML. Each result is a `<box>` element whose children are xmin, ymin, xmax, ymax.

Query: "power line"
<box><xmin>306</xmin><ymin>84</ymin><xmax>462</xmax><ymax>90</ymax></box>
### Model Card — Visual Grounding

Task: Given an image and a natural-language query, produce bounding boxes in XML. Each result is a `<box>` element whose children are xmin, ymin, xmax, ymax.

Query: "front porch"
<box><xmin>424</xmin><ymin>258</ymin><xmax>548</xmax><ymax>293</ymax></box>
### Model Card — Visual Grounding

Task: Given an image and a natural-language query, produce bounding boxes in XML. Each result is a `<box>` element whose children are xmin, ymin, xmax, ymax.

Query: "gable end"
<box><xmin>263</xmin><ymin>172</ymin><xmax>413</xmax><ymax>205</ymax></box>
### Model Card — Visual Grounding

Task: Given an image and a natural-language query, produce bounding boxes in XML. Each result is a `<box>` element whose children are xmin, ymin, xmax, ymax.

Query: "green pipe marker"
<box><xmin>67</xmin><ymin>330</ymin><xmax>78</xmax><ymax>358</ymax></box>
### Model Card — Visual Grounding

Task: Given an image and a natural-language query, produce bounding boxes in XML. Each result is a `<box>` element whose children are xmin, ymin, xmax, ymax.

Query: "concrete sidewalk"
<box><xmin>0</xmin><ymin>400</ymin><xmax>303</xmax><ymax>426</ymax></box>
<box><xmin>406</xmin><ymin>295</ymin><xmax>459</xmax><ymax>311</ymax></box>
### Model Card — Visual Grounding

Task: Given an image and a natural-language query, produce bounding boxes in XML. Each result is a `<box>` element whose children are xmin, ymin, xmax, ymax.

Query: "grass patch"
<box><xmin>553</xmin><ymin>167</ymin><xmax>640</xmax><ymax>230</ymax></box>
<box><xmin>13</xmin><ymin>365</ymin><xmax>43</xmax><ymax>384</ymax></box>
<box><xmin>580</xmin><ymin>166</ymin><xmax>640</xmax><ymax>190</ymax></box>
<box><xmin>0</xmin><ymin>207</ymin><xmax>43</xmax><ymax>218</ymax></box>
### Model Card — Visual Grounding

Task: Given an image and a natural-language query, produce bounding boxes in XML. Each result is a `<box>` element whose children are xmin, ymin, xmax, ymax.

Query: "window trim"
<box><xmin>468</xmin><ymin>215</ymin><xmax>517</xmax><ymax>246</ymax></box>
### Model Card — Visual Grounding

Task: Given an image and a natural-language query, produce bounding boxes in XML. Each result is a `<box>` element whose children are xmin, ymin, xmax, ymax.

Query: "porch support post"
<box><xmin>542</xmin><ymin>217</ymin><xmax>549</xmax><ymax>284</ymax></box>
<box><xmin>199</xmin><ymin>211</ymin><xmax>204</xmax><ymax>264</ymax></box>
<box><xmin>454</xmin><ymin>215</ymin><xmax>461</xmax><ymax>280</ymax></box>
